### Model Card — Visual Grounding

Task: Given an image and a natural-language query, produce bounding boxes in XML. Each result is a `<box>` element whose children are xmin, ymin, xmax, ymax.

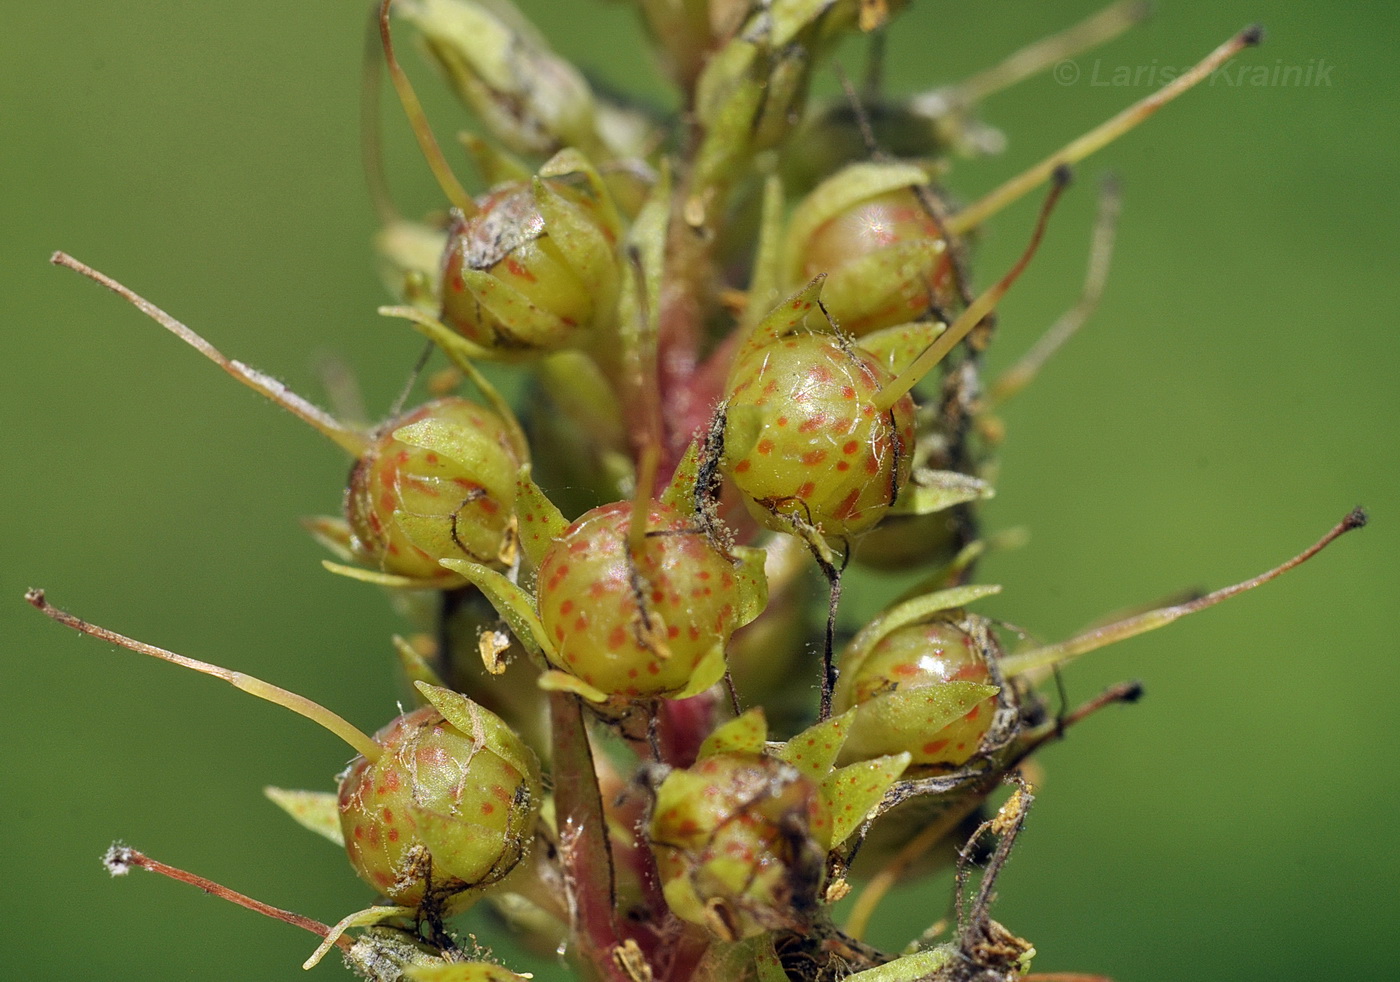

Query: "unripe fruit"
<box><xmin>345</xmin><ymin>397</ymin><xmax>521</xmax><ymax>583</ymax></box>
<box><xmin>833</xmin><ymin>617</ymin><xmax>996</xmax><ymax>768</ymax></box>
<box><xmin>536</xmin><ymin>500</ymin><xmax>743</xmax><ymax>700</ymax></box>
<box><xmin>338</xmin><ymin>696</ymin><xmax>541</xmax><ymax>906</ymax></box>
<box><xmin>723</xmin><ymin>332</ymin><xmax>916</xmax><ymax>539</ymax></box>
<box><xmin>440</xmin><ymin>168</ymin><xmax>618</xmax><ymax>355</ymax></box>
<box><xmin>648</xmin><ymin>752</ymin><xmax>829</xmax><ymax>941</ymax></box>
<box><xmin>799</xmin><ymin>187</ymin><xmax>954</xmax><ymax>335</ymax></box>
<box><xmin>786</xmin><ymin>162</ymin><xmax>957</xmax><ymax>338</ymax></box>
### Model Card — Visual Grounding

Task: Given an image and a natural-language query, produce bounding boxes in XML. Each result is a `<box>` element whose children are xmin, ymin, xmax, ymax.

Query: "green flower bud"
<box><xmin>338</xmin><ymin>687</ymin><xmax>541</xmax><ymax>906</ymax></box>
<box><xmin>396</xmin><ymin>0</ymin><xmax>603</xmax><ymax>158</ymax></box>
<box><xmin>633</xmin><ymin>0</ymin><xmax>748</xmax><ymax>90</ymax></box>
<box><xmin>345</xmin><ymin>397</ymin><xmax>522</xmax><ymax>584</ymax></box>
<box><xmin>648</xmin><ymin>752</ymin><xmax>829</xmax><ymax>940</ymax></box>
<box><xmin>440</xmin><ymin>155</ymin><xmax>621</xmax><ymax>356</ymax></box>
<box><xmin>688</xmin><ymin>1</ymin><xmax>913</xmax><ymax>218</ymax></box>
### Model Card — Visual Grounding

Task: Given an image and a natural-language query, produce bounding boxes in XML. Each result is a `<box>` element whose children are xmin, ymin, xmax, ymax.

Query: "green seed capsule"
<box><xmin>536</xmin><ymin>500</ymin><xmax>744</xmax><ymax>700</ymax></box>
<box><xmin>439</xmin><ymin>162</ymin><xmax>620</xmax><ymax>356</ymax></box>
<box><xmin>344</xmin><ymin>397</ymin><xmax>521</xmax><ymax>584</ymax></box>
<box><xmin>833</xmin><ymin>616</ymin><xmax>996</xmax><ymax>768</ymax></box>
<box><xmin>788</xmin><ymin>165</ymin><xmax>957</xmax><ymax>338</ymax></box>
<box><xmin>338</xmin><ymin>694</ymin><xmax>541</xmax><ymax>907</ymax></box>
<box><xmin>648</xmin><ymin>752</ymin><xmax>829</xmax><ymax>941</ymax></box>
<box><xmin>723</xmin><ymin>333</ymin><xmax>916</xmax><ymax>539</ymax></box>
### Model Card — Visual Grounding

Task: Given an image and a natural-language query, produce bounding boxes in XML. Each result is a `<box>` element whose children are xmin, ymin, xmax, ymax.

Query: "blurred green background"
<box><xmin>3</xmin><ymin>2</ymin><xmax>1396</xmax><ymax>980</ymax></box>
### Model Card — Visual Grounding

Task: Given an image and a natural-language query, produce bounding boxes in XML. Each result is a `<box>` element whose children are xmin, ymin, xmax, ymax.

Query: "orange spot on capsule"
<box><xmin>835</xmin><ymin>488</ymin><xmax>862</xmax><ymax>520</ymax></box>
<box><xmin>505</xmin><ymin>257</ymin><xmax>537</xmax><ymax>282</ymax></box>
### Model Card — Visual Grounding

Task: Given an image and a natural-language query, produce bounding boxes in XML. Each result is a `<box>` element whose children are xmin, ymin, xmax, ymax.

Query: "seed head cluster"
<box><xmin>33</xmin><ymin>5</ymin><xmax>1358</xmax><ymax>982</ymax></box>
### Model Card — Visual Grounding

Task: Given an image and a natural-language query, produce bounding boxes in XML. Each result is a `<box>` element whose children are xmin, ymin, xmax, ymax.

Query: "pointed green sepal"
<box><xmin>321</xmin><ymin>559</ymin><xmax>435</xmax><ymax>590</ymax></box>
<box><xmin>659</xmin><ymin>438</ymin><xmax>702</xmax><ymax>514</ymax></box>
<box><xmin>735</xmin><ymin>275</ymin><xmax>827</xmax><ymax>368</ymax></box>
<box><xmin>406</xmin><ymin>963</ymin><xmax>534</xmax><ymax>982</ymax></box>
<box><xmin>537</xmin><ymin>669</ymin><xmax>609</xmax><ymax>703</ymax></box>
<box><xmin>770</xmin><ymin>0</ymin><xmax>838</xmax><ymax>46</ymax></box>
<box><xmin>755</xmin><ymin>937</ymin><xmax>789</xmax><ymax>982</ymax></box>
<box><xmin>459</xmin><ymin>266</ymin><xmax>575</xmax><ymax>351</ymax></box>
<box><xmin>608</xmin><ymin>161</ymin><xmax>669</xmax><ymax>396</ymax></box>
<box><xmin>374</xmin><ymin>220</ymin><xmax>449</xmax><ymax>309</ymax></box>
<box><xmin>777</xmin><ymin>709</ymin><xmax>856</xmax><ymax>781</ymax></box>
<box><xmin>731</xmin><ymin>546</ymin><xmax>770</xmax><ymax>628</ymax></box>
<box><xmin>263</xmin><ymin>786</ymin><xmax>344</xmax><ymax>846</ymax></box>
<box><xmin>378</xmin><ymin>303</ymin><xmax>497</xmax><ymax>363</ymax></box>
<box><xmin>674</xmin><ymin>642</ymin><xmax>729</xmax><ymax>700</ymax></box>
<box><xmin>438</xmin><ymin>558</ymin><xmax>554</xmax><ymax>662</ymax></box>
<box><xmin>301</xmin><ymin>515</ymin><xmax>357</xmax><ymax>563</ymax></box>
<box><xmin>840</xmin><ymin>947</ymin><xmax>954</xmax><ymax>982</ymax></box>
<box><xmin>414</xmin><ymin>682</ymin><xmax>543</xmax><ymax>788</ymax></box>
<box><xmin>821</xmin><ymin>751</ymin><xmax>912</xmax><ymax>848</ymax></box>
<box><xmin>515</xmin><ymin>465</ymin><xmax>568</xmax><ymax>568</ymax></box>
<box><xmin>393</xmin><ymin>413</ymin><xmax>507</xmax><ymax>474</ymax></box>
<box><xmin>888</xmin><ymin>471</ymin><xmax>995</xmax><ymax>518</ymax></box>
<box><xmin>393</xmin><ymin>509</ymin><xmax>506</xmax><ymax>568</ymax></box>
<box><xmin>699</xmin><ymin>708</ymin><xmax>769</xmax><ymax>758</ymax></box>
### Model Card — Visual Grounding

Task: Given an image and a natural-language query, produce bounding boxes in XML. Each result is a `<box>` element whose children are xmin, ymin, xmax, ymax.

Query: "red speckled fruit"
<box><xmin>337</xmin><ymin>702</ymin><xmax>541</xmax><ymax>906</ymax></box>
<box><xmin>536</xmin><ymin>500</ymin><xmax>742</xmax><ymax>699</ymax></box>
<box><xmin>723</xmin><ymin>333</ymin><xmax>915</xmax><ymax>539</ymax></box>
<box><xmin>833</xmin><ymin>618</ymin><xmax>996</xmax><ymax>768</ymax></box>
<box><xmin>648</xmin><ymin>752</ymin><xmax>829</xmax><ymax>941</ymax></box>
<box><xmin>345</xmin><ymin>397</ymin><xmax>521</xmax><ymax>583</ymax></box>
